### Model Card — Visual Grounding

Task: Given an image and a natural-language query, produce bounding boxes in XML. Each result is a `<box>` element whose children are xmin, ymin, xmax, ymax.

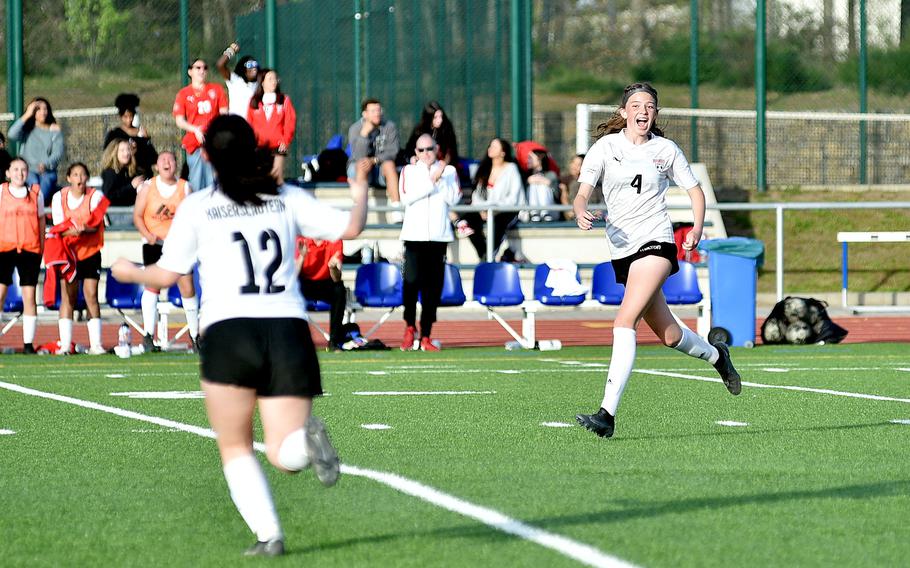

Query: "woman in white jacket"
<box><xmin>462</xmin><ymin>138</ymin><xmax>526</xmax><ymax>262</ymax></box>
<box><xmin>398</xmin><ymin>134</ymin><xmax>461</xmax><ymax>351</ymax></box>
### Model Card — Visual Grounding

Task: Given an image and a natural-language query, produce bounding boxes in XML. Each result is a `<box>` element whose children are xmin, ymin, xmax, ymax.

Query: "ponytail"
<box><xmin>204</xmin><ymin>115</ymin><xmax>278</xmax><ymax>206</ymax></box>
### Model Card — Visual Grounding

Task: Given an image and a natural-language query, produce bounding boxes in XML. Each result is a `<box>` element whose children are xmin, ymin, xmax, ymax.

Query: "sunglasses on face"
<box><xmin>244</xmin><ymin>60</ymin><xmax>259</xmax><ymax>69</ymax></box>
<box><xmin>416</xmin><ymin>147</ymin><xmax>435</xmax><ymax>153</ymax></box>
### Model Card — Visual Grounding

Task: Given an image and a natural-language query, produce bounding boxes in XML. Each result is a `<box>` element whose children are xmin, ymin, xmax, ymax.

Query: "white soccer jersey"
<box><xmin>579</xmin><ymin>131</ymin><xmax>699</xmax><ymax>259</ymax></box>
<box><xmin>157</xmin><ymin>184</ymin><xmax>350</xmax><ymax>330</ymax></box>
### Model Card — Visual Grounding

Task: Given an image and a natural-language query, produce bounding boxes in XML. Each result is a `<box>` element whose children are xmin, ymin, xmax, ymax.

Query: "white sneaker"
<box><xmin>87</xmin><ymin>345</ymin><xmax>107</xmax><ymax>355</ymax></box>
<box><xmin>387</xmin><ymin>202</ymin><xmax>403</xmax><ymax>224</ymax></box>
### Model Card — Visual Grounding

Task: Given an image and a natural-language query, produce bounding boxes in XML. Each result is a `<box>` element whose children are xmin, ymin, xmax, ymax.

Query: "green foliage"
<box><xmin>538</xmin><ymin>65</ymin><xmax>624</xmax><ymax>97</ymax></box>
<box><xmin>64</xmin><ymin>0</ymin><xmax>129</xmax><ymax>68</ymax></box>
<box><xmin>839</xmin><ymin>45</ymin><xmax>910</xmax><ymax>95</ymax></box>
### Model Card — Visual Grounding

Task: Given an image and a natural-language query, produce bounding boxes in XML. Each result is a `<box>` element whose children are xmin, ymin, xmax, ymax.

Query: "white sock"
<box><xmin>600</xmin><ymin>327</ymin><xmax>637</xmax><ymax>415</ymax></box>
<box><xmin>277</xmin><ymin>428</ymin><xmax>310</xmax><ymax>471</ymax></box>
<box><xmin>141</xmin><ymin>290</ymin><xmax>158</xmax><ymax>336</ymax></box>
<box><xmin>223</xmin><ymin>454</ymin><xmax>283</xmax><ymax>542</ymax></box>
<box><xmin>59</xmin><ymin>318</ymin><xmax>73</xmax><ymax>351</ymax></box>
<box><xmin>181</xmin><ymin>295</ymin><xmax>199</xmax><ymax>339</ymax></box>
<box><xmin>87</xmin><ymin>318</ymin><xmax>103</xmax><ymax>350</ymax></box>
<box><xmin>673</xmin><ymin>326</ymin><xmax>719</xmax><ymax>364</ymax></box>
<box><xmin>23</xmin><ymin>315</ymin><xmax>37</xmax><ymax>344</ymax></box>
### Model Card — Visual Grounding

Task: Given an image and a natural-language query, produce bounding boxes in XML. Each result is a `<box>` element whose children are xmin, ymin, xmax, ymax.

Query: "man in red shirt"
<box><xmin>173</xmin><ymin>58</ymin><xmax>228</xmax><ymax>191</ymax></box>
<box><xmin>296</xmin><ymin>237</ymin><xmax>347</xmax><ymax>350</ymax></box>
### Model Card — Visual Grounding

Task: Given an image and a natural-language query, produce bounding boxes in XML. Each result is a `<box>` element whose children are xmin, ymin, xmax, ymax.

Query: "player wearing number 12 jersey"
<box><xmin>112</xmin><ymin>115</ymin><xmax>371</xmax><ymax>556</ymax></box>
<box><xmin>573</xmin><ymin>83</ymin><xmax>741</xmax><ymax>439</ymax></box>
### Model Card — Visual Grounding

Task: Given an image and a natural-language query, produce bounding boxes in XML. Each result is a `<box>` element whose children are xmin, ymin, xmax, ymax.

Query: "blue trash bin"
<box><xmin>699</xmin><ymin>237</ymin><xmax>765</xmax><ymax>348</ymax></box>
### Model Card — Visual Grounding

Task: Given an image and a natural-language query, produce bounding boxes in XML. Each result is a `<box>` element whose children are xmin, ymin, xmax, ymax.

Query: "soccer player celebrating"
<box><xmin>574</xmin><ymin>83</ymin><xmax>741</xmax><ymax>439</ymax></box>
<box><xmin>112</xmin><ymin>116</ymin><xmax>371</xmax><ymax>556</ymax></box>
<box><xmin>132</xmin><ymin>151</ymin><xmax>199</xmax><ymax>352</ymax></box>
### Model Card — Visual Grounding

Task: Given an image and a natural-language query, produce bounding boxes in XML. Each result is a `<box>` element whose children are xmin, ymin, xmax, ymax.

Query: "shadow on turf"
<box><xmin>288</xmin><ymin>478</ymin><xmax>910</xmax><ymax>554</ymax></box>
<box><xmin>610</xmin><ymin>420</ymin><xmax>898</xmax><ymax>443</ymax></box>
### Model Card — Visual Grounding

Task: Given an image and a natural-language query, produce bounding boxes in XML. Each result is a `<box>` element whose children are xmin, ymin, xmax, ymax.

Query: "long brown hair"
<box><xmin>594</xmin><ymin>82</ymin><xmax>664</xmax><ymax>140</ymax></box>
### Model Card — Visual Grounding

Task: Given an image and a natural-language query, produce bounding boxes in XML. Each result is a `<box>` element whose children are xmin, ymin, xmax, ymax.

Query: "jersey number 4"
<box><xmin>630</xmin><ymin>174</ymin><xmax>643</xmax><ymax>194</ymax></box>
<box><xmin>233</xmin><ymin>230</ymin><xmax>286</xmax><ymax>294</ymax></box>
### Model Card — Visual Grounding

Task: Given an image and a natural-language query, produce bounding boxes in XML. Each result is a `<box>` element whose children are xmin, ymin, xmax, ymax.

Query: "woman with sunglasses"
<box><xmin>217</xmin><ymin>42</ymin><xmax>260</xmax><ymax>118</ymax></box>
<box><xmin>173</xmin><ymin>58</ymin><xmax>228</xmax><ymax>192</ymax></box>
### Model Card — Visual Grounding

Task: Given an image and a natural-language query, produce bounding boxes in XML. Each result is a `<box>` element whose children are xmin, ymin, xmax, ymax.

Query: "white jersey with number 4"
<box><xmin>578</xmin><ymin>131</ymin><xmax>699</xmax><ymax>259</ymax></box>
<box><xmin>157</xmin><ymin>184</ymin><xmax>350</xmax><ymax>330</ymax></box>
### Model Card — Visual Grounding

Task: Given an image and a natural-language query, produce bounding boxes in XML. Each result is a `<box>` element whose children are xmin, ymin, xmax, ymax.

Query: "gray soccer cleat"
<box><xmin>243</xmin><ymin>538</ymin><xmax>285</xmax><ymax>557</ymax></box>
<box><xmin>305</xmin><ymin>416</ymin><xmax>340</xmax><ymax>487</ymax></box>
<box><xmin>712</xmin><ymin>342</ymin><xmax>742</xmax><ymax>395</ymax></box>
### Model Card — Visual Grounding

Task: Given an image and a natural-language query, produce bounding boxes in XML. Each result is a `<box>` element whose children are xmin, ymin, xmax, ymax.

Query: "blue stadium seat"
<box><xmin>662</xmin><ymin>260</ymin><xmax>703</xmax><ymax>304</ymax></box>
<box><xmin>533</xmin><ymin>263</ymin><xmax>586</xmax><ymax>306</ymax></box>
<box><xmin>167</xmin><ymin>268</ymin><xmax>202</xmax><ymax>307</ymax></box>
<box><xmin>45</xmin><ymin>279</ymin><xmax>88</xmax><ymax>311</ymax></box>
<box><xmin>104</xmin><ymin>268</ymin><xmax>143</xmax><ymax>310</ymax></box>
<box><xmin>473</xmin><ymin>262</ymin><xmax>524</xmax><ymax>306</ymax></box>
<box><xmin>354</xmin><ymin>262</ymin><xmax>403</xmax><ymax>336</ymax></box>
<box><xmin>420</xmin><ymin>263</ymin><xmax>466</xmax><ymax>307</ymax></box>
<box><xmin>591</xmin><ymin>262</ymin><xmax>625</xmax><ymax>305</ymax></box>
<box><xmin>3</xmin><ymin>272</ymin><xmax>24</xmax><ymax>314</ymax></box>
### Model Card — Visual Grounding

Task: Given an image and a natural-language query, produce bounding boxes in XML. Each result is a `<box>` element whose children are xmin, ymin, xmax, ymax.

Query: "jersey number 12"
<box><xmin>233</xmin><ymin>230</ymin><xmax>286</xmax><ymax>294</ymax></box>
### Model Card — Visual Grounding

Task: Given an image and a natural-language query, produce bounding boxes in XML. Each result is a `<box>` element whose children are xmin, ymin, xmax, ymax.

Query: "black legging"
<box><xmin>299</xmin><ymin>277</ymin><xmax>348</xmax><ymax>345</ymax></box>
<box><xmin>462</xmin><ymin>211</ymin><xmax>518</xmax><ymax>261</ymax></box>
<box><xmin>402</xmin><ymin>241</ymin><xmax>448</xmax><ymax>337</ymax></box>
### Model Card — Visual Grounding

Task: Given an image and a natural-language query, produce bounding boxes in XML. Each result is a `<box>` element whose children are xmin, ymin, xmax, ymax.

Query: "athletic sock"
<box><xmin>223</xmin><ymin>454</ymin><xmax>283</xmax><ymax>542</ymax></box>
<box><xmin>22</xmin><ymin>315</ymin><xmax>37</xmax><ymax>345</ymax></box>
<box><xmin>673</xmin><ymin>327</ymin><xmax>719</xmax><ymax>364</ymax></box>
<box><xmin>600</xmin><ymin>327</ymin><xmax>637</xmax><ymax>415</ymax></box>
<box><xmin>277</xmin><ymin>428</ymin><xmax>310</xmax><ymax>471</ymax></box>
<box><xmin>58</xmin><ymin>318</ymin><xmax>73</xmax><ymax>351</ymax></box>
<box><xmin>141</xmin><ymin>289</ymin><xmax>159</xmax><ymax>337</ymax></box>
<box><xmin>87</xmin><ymin>318</ymin><xmax>103</xmax><ymax>350</ymax></box>
<box><xmin>181</xmin><ymin>295</ymin><xmax>200</xmax><ymax>339</ymax></box>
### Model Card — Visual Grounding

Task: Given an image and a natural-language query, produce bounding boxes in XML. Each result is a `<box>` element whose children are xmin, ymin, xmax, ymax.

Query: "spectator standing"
<box><xmin>296</xmin><ymin>237</ymin><xmax>347</xmax><ymax>350</ymax></box>
<box><xmin>0</xmin><ymin>158</ymin><xmax>45</xmax><ymax>353</ymax></box>
<box><xmin>7</xmin><ymin>97</ymin><xmax>64</xmax><ymax>206</ymax></box>
<box><xmin>101</xmin><ymin>139</ymin><xmax>146</xmax><ymax>206</ymax></box>
<box><xmin>48</xmin><ymin>163</ymin><xmax>109</xmax><ymax>355</ymax></box>
<box><xmin>0</xmin><ymin>133</ymin><xmax>12</xmax><ymax>181</ymax></box>
<box><xmin>173</xmin><ymin>59</ymin><xmax>228</xmax><ymax>192</ymax></box>
<box><xmin>461</xmin><ymin>138</ymin><xmax>525</xmax><ymax>262</ymax></box>
<box><xmin>247</xmin><ymin>69</ymin><xmax>296</xmax><ymax>185</ymax></box>
<box><xmin>573</xmin><ymin>82</ymin><xmax>741</xmax><ymax>439</ymax></box>
<box><xmin>398</xmin><ymin>134</ymin><xmax>461</xmax><ymax>352</ymax></box>
<box><xmin>216</xmin><ymin>43</ymin><xmax>260</xmax><ymax>118</ymax></box>
<box><xmin>347</xmin><ymin>98</ymin><xmax>401</xmax><ymax>222</ymax></box>
<box><xmin>524</xmin><ymin>149</ymin><xmax>559</xmax><ymax>222</ymax></box>
<box><xmin>132</xmin><ymin>151</ymin><xmax>199</xmax><ymax>353</ymax></box>
<box><xmin>103</xmin><ymin>93</ymin><xmax>158</xmax><ymax>176</ymax></box>
<box><xmin>112</xmin><ymin>115</ymin><xmax>371</xmax><ymax>557</ymax></box>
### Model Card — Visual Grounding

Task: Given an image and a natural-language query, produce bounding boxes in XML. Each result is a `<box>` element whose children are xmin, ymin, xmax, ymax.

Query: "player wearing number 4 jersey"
<box><xmin>573</xmin><ymin>83</ymin><xmax>741</xmax><ymax>439</ymax></box>
<box><xmin>113</xmin><ymin>115</ymin><xmax>371</xmax><ymax>556</ymax></box>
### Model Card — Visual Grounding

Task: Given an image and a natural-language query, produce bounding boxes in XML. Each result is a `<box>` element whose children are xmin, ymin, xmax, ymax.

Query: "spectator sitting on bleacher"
<box><xmin>296</xmin><ymin>237</ymin><xmax>347</xmax><ymax>351</ymax></box>
<box><xmin>103</xmin><ymin>93</ymin><xmax>158</xmax><ymax>176</ymax></box>
<box><xmin>101</xmin><ymin>139</ymin><xmax>146</xmax><ymax>206</ymax></box>
<box><xmin>461</xmin><ymin>138</ymin><xmax>525</xmax><ymax>263</ymax></box>
<box><xmin>248</xmin><ymin>69</ymin><xmax>296</xmax><ymax>185</ymax></box>
<box><xmin>0</xmin><ymin>157</ymin><xmax>45</xmax><ymax>354</ymax></box>
<box><xmin>524</xmin><ymin>149</ymin><xmax>560</xmax><ymax>222</ymax></box>
<box><xmin>132</xmin><ymin>151</ymin><xmax>199</xmax><ymax>353</ymax></box>
<box><xmin>347</xmin><ymin>98</ymin><xmax>401</xmax><ymax>222</ymax></box>
<box><xmin>560</xmin><ymin>153</ymin><xmax>600</xmax><ymax>220</ymax></box>
<box><xmin>216</xmin><ymin>43</ymin><xmax>260</xmax><ymax>119</ymax></box>
<box><xmin>7</xmin><ymin>97</ymin><xmax>64</xmax><ymax>206</ymax></box>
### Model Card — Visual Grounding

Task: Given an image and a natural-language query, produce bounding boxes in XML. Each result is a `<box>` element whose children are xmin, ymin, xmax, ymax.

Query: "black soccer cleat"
<box><xmin>22</xmin><ymin>343</ymin><xmax>36</xmax><ymax>355</ymax></box>
<box><xmin>712</xmin><ymin>342</ymin><xmax>742</xmax><ymax>395</ymax></box>
<box><xmin>305</xmin><ymin>416</ymin><xmax>340</xmax><ymax>487</ymax></box>
<box><xmin>243</xmin><ymin>538</ymin><xmax>285</xmax><ymax>557</ymax></box>
<box><xmin>576</xmin><ymin>408</ymin><xmax>615</xmax><ymax>438</ymax></box>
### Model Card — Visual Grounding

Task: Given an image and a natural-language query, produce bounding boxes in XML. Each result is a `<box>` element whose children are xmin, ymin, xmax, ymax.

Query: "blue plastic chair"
<box><xmin>45</xmin><ymin>278</ymin><xmax>88</xmax><ymax>311</ymax></box>
<box><xmin>105</xmin><ymin>268</ymin><xmax>143</xmax><ymax>310</ymax></box>
<box><xmin>591</xmin><ymin>262</ymin><xmax>625</xmax><ymax>305</ymax></box>
<box><xmin>167</xmin><ymin>268</ymin><xmax>202</xmax><ymax>307</ymax></box>
<box><xmin>326</xmin><ymin>134</ymin><xmax>345</xmax><ymax>151</ymax></box>
<box><xmin>1</xmin><ymin>272</ymin><xmax>25</xmax><ymax>337</ymax></box>
<box><xmin>533</xmin><ymin>263</ymin><xmax>586</xmax><ymax>306</ymax></box>
<box><xmin>662</xmin><ymin>260</ymin><xmax>703</xmax><ymax>304</ymax></box>
<box><xmin>354</xmin><ymin>262</ymin><xmax>403</xmax><ymax>336</ymax></box>
<box><xmin>473</xmin><ymin>262</ymin><xmax>524</xmax><ymax>306</ymax></box>
<box><xmin>420</xmin><ymin>263</ymin><xmax>466</xmax><ymax>307</ymax></box>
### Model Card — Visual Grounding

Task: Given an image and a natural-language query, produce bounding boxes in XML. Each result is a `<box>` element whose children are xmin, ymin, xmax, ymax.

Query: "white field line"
<box><xmin>634</xmin><ymin>370</ymin><xmax>910</xmax><ymax>404</ymax></box>
<box><xmin>353</xmin><ymin>390</ymin><xmax>496</xmax><ymax>396</ymax></box>
<box><xmin>0</xmin><ymin>381</ymin><xmax>635</xmax><ymax>568</ymax></box>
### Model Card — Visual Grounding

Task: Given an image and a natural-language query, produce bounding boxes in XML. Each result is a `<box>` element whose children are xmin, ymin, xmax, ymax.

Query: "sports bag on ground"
<box><xmin>761</xmin><ymin>296</ymin><xmax>848</xmax><ymax>345</ymax></box>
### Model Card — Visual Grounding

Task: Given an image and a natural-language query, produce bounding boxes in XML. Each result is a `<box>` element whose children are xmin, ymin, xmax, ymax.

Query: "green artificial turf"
<box><xmin>1</xmin><ymin>345</ymin><xmax>908</xmax><ymax>567</ymax></box>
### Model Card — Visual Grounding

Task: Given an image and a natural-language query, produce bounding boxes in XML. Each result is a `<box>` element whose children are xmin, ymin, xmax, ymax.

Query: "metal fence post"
<box><xmin>180</xmin><ymin>0</ymin><xmax>189</xmax><ymax>84</ymax></box>
<box><xmin>265</xmin><ymin>0</ymin><xmax>276</xmax><ymax>68</ymax></box>
<box><xmin>755</xmin><ymin>0</ymin><xmax>767</xmax><ymax>192</ymax></box>
<box><xmin>689</xmin><ymin>0</ymin><xmax>699</xmax><ymax>161</ymax></box>
<box><xmin>6</xmin><ymin>0</ymin><xmax>24</xmax><ymax>123</ymax></box>
<box><xmin>486</xmin><ymin>208</ymin><xmax>495</xmax><ymax>262</ymax></box>
<box><xmin>859</xmin><ymin>0</ymin><xmax>868</xmax><ymax>185</ymax></box>
<box><xmin>353</xmin><ymin>0</ymin><xmax>363</xmax><ymax>118</ymax></box>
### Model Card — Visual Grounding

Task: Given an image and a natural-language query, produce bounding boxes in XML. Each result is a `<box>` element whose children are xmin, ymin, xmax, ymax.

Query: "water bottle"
<box><xmin>116</xmin><ymin>324</ymin><xmax>132</xmax><ymax>358</ymax></box>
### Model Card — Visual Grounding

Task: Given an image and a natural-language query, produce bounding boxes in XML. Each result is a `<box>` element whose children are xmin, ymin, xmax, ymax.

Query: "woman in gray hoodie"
<box><xmin>7</xmin><ymin>97</ymin><xmax>65</xmax><ymax>206</ymax></box>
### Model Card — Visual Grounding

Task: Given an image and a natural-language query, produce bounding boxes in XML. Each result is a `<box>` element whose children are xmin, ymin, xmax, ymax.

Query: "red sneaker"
<box><xmin>401</xmin><ymin>326</ymin><xmax>417</xmax><ymax>351</ymax></box>
<box><xmin>420</xmin><ymin>336</ymin><xmax>440</xmax><ymax>352</ymax></box>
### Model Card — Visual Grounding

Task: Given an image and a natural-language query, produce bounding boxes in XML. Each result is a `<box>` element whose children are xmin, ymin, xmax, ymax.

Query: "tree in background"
<box><xmin>64</xmin><ymin>0</ymin><xmax>128</xmax><ymax>68</ymax></box>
